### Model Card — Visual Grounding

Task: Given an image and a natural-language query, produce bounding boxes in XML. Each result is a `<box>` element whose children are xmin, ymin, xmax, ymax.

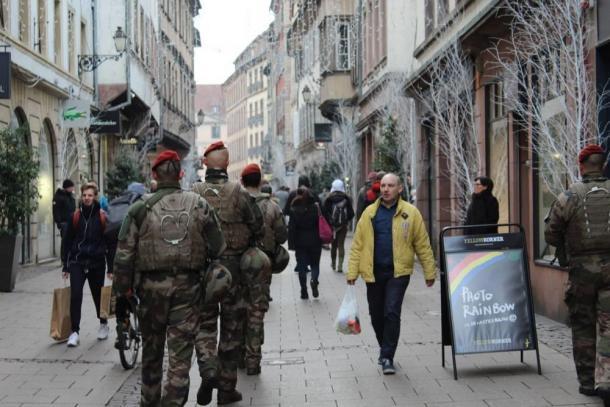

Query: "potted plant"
<box><xmin>0</xmin><ymin>126</ymin><xmax>39</xmax><ymax>292</ymax></box>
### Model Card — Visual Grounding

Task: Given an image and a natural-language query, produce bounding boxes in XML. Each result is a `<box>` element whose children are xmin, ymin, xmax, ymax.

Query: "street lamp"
<box><xmin>302</xmin><ymin>85</ymin><xmax>313</xmax><ymax>104</ymax></box>
<box><xmin>78</xmin><ymin>26</ymin><xmax>128</xmax><ymax>77</ymax></box>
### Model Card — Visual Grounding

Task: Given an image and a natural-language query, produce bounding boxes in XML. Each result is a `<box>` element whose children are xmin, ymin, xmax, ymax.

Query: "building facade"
<box><xmin>0</xmin><ymin>0</ymin><xmax>96</xmax><ymax>264</ymax></box>
<box><xmin>405</xmin><ymin>0</ymin><xmax>605</xmax><ymax>322</ymax></box>
<box><xmin>224</xmin><ymin>30</ymin><xmax>269</xmax><ymax>180</ymax></box>
<box><xmin>0</xmin><ymin>0</ymin><xmax>200</xmax><ymax>266</ymax></box>
<box><xmin>194</xmin><ymin>84</ymin><xmax>227</xmax><ymax>178</ymax></box>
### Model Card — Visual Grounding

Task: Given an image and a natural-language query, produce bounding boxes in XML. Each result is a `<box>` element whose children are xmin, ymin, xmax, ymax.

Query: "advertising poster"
<box><xmin>443</xmin><ymin>234</ymin><xmax>535</xmax><ymax>354</ymax></box>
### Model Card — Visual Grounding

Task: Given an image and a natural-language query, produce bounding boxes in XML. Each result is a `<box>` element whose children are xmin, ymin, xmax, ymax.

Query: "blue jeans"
<box><xmin>294</xmin><ymin>246</ymin><xmax>321</xmax><ymax>282</ymax></box>
<box><xmin>366</xmin><ymin>275</ymin><xmax>410</xmax><ymax>361</ymax></box>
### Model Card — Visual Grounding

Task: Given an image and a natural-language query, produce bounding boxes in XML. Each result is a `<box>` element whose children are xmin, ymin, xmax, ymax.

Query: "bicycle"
<box><xmin>115</xmin><ymin>296</ymin><xmax>141</xmax><ymax>369</ymax></box>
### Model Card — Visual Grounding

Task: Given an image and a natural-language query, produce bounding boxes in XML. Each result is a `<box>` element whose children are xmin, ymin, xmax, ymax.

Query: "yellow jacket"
<box><xmin>347</xmin><ymin>198</ymin><xmax>437</xmax><ymax>282</ymax></box>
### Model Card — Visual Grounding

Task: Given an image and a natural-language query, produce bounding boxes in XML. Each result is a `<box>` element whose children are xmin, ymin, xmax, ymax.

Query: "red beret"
<box><xmin>204</xmin><ymin>141</ymin><xmax>226</xmax><ymax>157</ymax></box>
<box><xmin>241</xmin><ymin>163</ymin><xmax>261</xmax><ymax>178</ymax></box>
<box><xmin>578</xmin><ymin>144</ymin><xmax>605</xmax><ymax>163</ymax></box>
<box><xmin>152</xmin><ymin>150</ymin><xmax>180</xmax><ymax>170</ymax></box>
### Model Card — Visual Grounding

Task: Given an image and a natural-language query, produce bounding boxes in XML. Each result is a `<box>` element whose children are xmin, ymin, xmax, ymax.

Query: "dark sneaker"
<box><xmin>196</xmin><ymin>376</ymin><xmax>218</xmax><ymax>406</ymax></box>
<box><xmin>381</xmin><ymin>358</ymin><xmax>395</xmax><ymax>375</ymax></box>
<box><xmin>300</xmin><ymin>288</ymin><xmax>308</xmax><ymax>299</ymax></box>
<box><xmin>246</xmin><ymin>365</ymin><xmax>261</xmax><ymax>375</ymax></box>
<box><xmin>579</xmin><ymin>385</ymin><xmax>596</xmax><ymax>396</ymax></box>
<box><xmin>311</xmin><ymin>281</ymin><xmax>319</xmax><ymax>298</ymax></box>
<box><xmin>217</xmin><ymin>389</ymin><xmax>243</xmax><ymax>405</ymax></box>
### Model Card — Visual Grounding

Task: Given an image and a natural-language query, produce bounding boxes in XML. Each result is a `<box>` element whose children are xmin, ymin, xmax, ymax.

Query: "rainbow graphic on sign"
<box><xmin>448</xmin><ymin>251</ymin><xmax>505</xmax><ymax>297</ymax></box>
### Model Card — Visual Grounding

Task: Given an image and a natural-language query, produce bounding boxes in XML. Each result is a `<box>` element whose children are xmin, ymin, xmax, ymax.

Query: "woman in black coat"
<box><xmin>288</xmin><ymin>187</ymin><xmax>322</xmax><ymax>299</ymax></box>
<box><xmin>464</xmin><ymin>176</ymin><xmax>499</xmax><ymax>235</ymax></box>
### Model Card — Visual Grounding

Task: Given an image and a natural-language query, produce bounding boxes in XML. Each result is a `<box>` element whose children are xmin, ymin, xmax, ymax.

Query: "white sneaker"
<box><xmin>67</xmin><ymin>332</ymin><xmax>79</xmax><ymax>347</ymax></box>
<box><xmin>97</xmin><ymin>323</ymin><xmax>109</xmax><ymax>340</ymax></box>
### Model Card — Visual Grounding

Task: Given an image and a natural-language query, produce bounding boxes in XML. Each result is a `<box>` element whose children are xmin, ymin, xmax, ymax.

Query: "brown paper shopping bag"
<box><xmin>50</xmin><ymin>286</ymin><xmax>71</xmax><ymax>341</ymax></box>
<box><xmin>100</xmin><ymin>285</ymin><xmax>115</xmax><ymax>319</ymax></box>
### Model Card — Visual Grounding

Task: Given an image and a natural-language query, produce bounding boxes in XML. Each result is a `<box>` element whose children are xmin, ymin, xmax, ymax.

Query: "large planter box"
<box><xmin>0</xmin><ymin>234</ymin><xmax>22</xmax><ymax>292</ymax></box>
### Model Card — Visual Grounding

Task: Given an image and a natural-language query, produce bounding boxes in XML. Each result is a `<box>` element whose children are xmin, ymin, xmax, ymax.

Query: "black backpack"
<box><xmin>330</xmin><ymin>198</ymin><xmax>349</xmax><ymax>227</ymax></box>
<box><xmin>105</xmin><ymin>191</ymin><xmax>142</xmax><ymax>242</ymax></box>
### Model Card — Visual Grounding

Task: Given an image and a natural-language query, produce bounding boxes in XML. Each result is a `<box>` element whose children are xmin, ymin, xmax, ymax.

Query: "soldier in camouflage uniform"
<box><xmin>239</xmin><ymin>163</ymin><xmax>288</xmax><ymax>375</ymax></box>
<box><xmin>113</xmin><ymin>150</ymin><xmax>225</xmax><ymax>407</ymax></box>
<box><xmin>192</xmin><ymin>141</ymin><xmax>263</xmax><ymax>406</ymax></box>
<box><xmin>545</xmin><ymin>144</ymin><xmax>610</xmax><ymax>403</ymax></box>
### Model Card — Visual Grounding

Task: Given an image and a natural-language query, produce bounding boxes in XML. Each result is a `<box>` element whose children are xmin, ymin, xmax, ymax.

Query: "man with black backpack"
<box><xmin>105</xmin><ymin>182</ymin><xmax>147</xmax><ymax>266</ymax></box>
<box><xmin>323</xmin><ymin>179</ymin><xmax>354</xmax><ymax>273</ymax></box>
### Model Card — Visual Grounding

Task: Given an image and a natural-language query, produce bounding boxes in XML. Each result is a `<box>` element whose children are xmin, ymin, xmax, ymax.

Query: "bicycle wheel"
<box><xmin>119</xmin><ymin>300</ymin><xmax>140</xmax><ymax>370</ymax></box>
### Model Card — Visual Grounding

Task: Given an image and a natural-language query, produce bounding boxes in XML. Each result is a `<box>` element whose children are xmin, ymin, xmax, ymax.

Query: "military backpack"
<box><xmin>567</xmin><ymin>178</ymin><xmax>610</xmax><ymax>255</ymax></box>
<box><xmin>131</xmin><ymin>188</ymin><xmax>211</xmax><ymax>272</ymax></box>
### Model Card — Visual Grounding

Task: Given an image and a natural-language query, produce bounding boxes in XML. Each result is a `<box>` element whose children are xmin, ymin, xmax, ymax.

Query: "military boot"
<box><xmin>246</xmin><ymin>364</ymin><xmax>261</xmax><ymax>375</ymax></box>
<box><xmin>217</xmin><ymin>389</ymin><xmax>243</xmax><ymax>405</ymax></box>
<box><xmin>196</xmin><ymin>375</ymin><xmax>218</xmax><ymax>406</ymax></box>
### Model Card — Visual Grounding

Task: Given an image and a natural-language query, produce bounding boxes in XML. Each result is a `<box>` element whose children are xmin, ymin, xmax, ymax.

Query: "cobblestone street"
<box><xmin>0</xmin><ymin>242</ymin><xmax>602</xmax><ymax>406</ymax></box>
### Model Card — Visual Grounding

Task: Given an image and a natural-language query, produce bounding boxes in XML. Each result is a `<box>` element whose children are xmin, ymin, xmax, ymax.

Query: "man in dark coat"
<box><xmin>356</xmin><ymin>172</ymin><xmax>377</xmax><ymax>221</ymax></box>
<box><xmin>464</xmin><ymin>176</ymin><xmax>499</xmax><ymax>235</ymax></box>
<box><xmin>53</xmin><ymin>179</ymin><xmax>76</xmax><ymax>265</ymax></box>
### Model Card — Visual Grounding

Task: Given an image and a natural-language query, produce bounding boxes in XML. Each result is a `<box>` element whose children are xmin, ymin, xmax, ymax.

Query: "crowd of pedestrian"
<box><xmin>49</xmin><ymin>138</ymin><xmax>610</xmax><ymax>406</ymax></box>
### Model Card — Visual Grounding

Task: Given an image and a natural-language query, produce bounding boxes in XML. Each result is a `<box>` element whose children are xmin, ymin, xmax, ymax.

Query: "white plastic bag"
<box><xmin>335</xmin><ymin>286</ymin><xmax>361</xmax><ymax>335</ymax></box>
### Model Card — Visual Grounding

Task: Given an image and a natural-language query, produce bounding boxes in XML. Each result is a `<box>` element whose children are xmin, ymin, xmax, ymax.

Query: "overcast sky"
<box><xmin>194</xmin><ymin>0</ymin><xmax>275</xmax><ymax>84</ymax></box>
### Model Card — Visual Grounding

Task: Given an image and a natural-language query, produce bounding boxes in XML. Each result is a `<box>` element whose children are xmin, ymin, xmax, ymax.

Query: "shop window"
<box><xmin>535</xmin><ymin>114</ymin><xmax>569</xmax><ymax>261</ymax></box>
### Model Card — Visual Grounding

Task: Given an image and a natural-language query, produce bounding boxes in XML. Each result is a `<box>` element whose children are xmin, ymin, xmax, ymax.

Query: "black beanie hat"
<box><xmin>63</xmin><ymin>179</ymin><xmax>75</xmax><ymax>189</ymax></box>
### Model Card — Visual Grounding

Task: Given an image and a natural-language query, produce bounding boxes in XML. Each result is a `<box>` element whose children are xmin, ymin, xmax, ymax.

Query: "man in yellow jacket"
<box><xmin>347</xmin><ymin>173</ymin><xmax>436</xmax><ymax>375</ymax></box>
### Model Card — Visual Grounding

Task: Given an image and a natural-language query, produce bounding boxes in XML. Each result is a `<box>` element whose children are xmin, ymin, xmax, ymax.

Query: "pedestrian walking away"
<box><xmin>62</xmin><ymin>182</ymin><xmax>116</xmax><ymax>348</ymax></box>
<box><xmin>192</xmin><ymin>141</ymin><xmax>264</xmax><ymax>406</ymax></box>
<box><xmin>53</xmin><ymin>179</ymin><xmax>76</xmax><ymax>267</ymax></box>
<box><xmin>323</xmin><ymin>179</ymin><xmax>354</xmax><ymax>273</ymax></box>
<box><xmin>238</xmin><ymin>163</ymin><xmax>287</xmax><ymax>375</ymax></box>
<box><xmin>288</xmin><ymin>186</ymin><xmax>322</xmax><ymax>300</ymax></box>
<box><xmin>347</xmin><ymin>173</ymin><xmax>436</xmax><ymax>375</ymax></box>
<box><xmin>283</xmin><ymin>175</ymin><xmax>320</xmax><ymax>215</ymax></box>
<box><xmin>545</xmin><ymin>144</ymin><xmax>610</xmax><ymax>405</ymax></box>
<box><xmin>112</xmin><ymin>150</ymin><xmax>225</xmax><ymax>406</ymax></box>
<box><xmin>464</xmin><ymin>176</ymin><xmax>499</xmax><ymax>235</ymax></box>
<box><xmin>356</xmin><ymin>171</ymin><xmax>377</xmax><ymax>221</ymax></box>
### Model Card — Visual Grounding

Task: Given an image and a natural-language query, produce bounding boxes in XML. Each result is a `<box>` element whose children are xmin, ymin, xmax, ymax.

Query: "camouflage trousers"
<box><xmin>565</xmin><ymin>256</ymin><xmax>610</xmax><ymax>392</ymax></box>
<box><xmin>239</xmin><ymin>267</ymin><xmax>271</xmax><ymax>369</ymax></box>
<box><xmin>137</xmin><ymin>271</ymin><xmax>200</xmax><ymax>407</ymax></box>
<box><xmin>195</xmin><ymin>255</ymin><xmax>245</xmax><ymax>391</ymax></box>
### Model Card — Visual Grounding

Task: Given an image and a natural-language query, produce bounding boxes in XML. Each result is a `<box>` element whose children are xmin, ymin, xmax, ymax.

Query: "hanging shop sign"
<box><xmin>62</xmin><ymin>99</ymin><xmax>90</xmax><ymax>129</ymax></box>
<box><xmin>89</xmin><ymin>110</ymin><xmax>121</xmax><ymax>134</ymax></box>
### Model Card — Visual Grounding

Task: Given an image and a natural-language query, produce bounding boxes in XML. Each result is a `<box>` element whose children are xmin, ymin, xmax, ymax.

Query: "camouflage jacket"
<box><xmin>545</xmin><ymin>171</ymin><xmax>610</xmax><ymax>265</ymax></box>
<box><xmin>252</xmin><ymin>191</ymin><xmax>288</xmax><ymax>253</ymax></box>
<box><xmin>112</xmin><ymin>182</ymin><xmax>225</xmax><ymax>296</ymax></box>
<box><xmin>192</xmin><ymin>169</ymin><xmax>263</xmax><ymax>255</ymax></box>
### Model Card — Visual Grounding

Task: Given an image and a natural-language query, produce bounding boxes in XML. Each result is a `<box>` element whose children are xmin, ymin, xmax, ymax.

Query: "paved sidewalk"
<box><xmin>0</xmin><ymin>244</ymin><xmax>602</xmax><ymax>406</ymax></box>
<box><xmin>0</xmin><ymin>263</ymin><xmax>130</xmax><ymax>406</ymax></box>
